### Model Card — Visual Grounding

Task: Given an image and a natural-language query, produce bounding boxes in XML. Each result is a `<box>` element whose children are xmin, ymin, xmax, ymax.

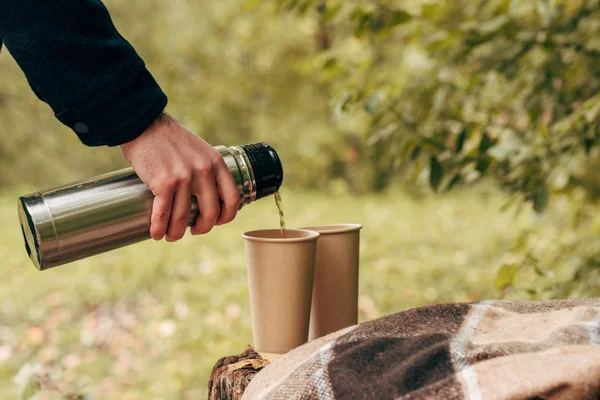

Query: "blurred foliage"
<box><xmin>277</xmin><ymin>0</ymin><xmax>600</xmax><ymax>200</ymax></box>
<box><xmin>274</xmin><ymin>0</ymin><xmax>600</xmax><ymax>298</ymax></box>
<box><xmin>3</xmin><ymin>0</ymin><xmax>597</xmax><ymax>202</ymax></box>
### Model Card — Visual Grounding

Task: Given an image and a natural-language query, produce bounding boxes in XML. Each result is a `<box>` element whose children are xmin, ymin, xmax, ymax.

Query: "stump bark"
<box><xmin>208</xmin><ymin>347</ymin><xmax>270</xmax><ymax>400</ymax></box>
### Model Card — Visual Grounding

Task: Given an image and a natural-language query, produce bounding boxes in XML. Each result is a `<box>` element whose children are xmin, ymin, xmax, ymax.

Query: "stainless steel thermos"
<box><xmin>18</xmin><ymin>143</ymin><xmax>283</xmax><ymax>271</ymax></box>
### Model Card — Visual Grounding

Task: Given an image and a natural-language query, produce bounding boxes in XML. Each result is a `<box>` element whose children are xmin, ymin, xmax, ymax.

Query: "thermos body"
<box><xmin>18</xmin><ymin>143</ymin><xmax>283</xmax><ymax>271</ymax></box>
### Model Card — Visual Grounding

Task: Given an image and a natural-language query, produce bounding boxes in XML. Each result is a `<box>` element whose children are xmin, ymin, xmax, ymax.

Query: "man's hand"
<box><xmin>120</xmin><ymin>113</ymin><xmax>240</xmax><ymax>242</ymax></box>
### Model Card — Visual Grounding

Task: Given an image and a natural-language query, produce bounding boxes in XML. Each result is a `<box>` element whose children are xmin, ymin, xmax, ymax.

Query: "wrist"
<box><xmin>120</xmin><ymin>112</ymin><xmax>172</xmax><ymax>152</ymax></box>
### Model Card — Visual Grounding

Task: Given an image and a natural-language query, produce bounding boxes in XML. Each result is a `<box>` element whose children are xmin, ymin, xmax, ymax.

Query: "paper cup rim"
<box><xmin>242</xmin><ymin>229</ymin><xmax>320</xmax><ymax>243</ymax></box>
<box><xmin>300</xmin><ymin>223</ymin><xmax>362</xmax><ymax>235</ymax></box>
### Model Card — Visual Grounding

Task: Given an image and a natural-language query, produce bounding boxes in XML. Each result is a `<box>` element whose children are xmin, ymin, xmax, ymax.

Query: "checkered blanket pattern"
<box><xmin>244</xmin><ymin>299</ymin><xmax>600</xmax><ymax>400</ymax></box>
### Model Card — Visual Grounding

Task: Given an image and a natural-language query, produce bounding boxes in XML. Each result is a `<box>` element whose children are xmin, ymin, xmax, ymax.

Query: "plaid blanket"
<box><xmin>243</xmin><ymin>299</ymin><xmax>600</xmax><ymax>400</ymax></box>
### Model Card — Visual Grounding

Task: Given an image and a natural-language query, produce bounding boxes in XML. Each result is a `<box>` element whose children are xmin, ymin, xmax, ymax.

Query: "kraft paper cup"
<box><xmin>302</xmin><ymin>224</ymin><xmax>362</xmax><ymax>341</ymax></box>
<box><xmin>242</xmin><ymin>229</ymin><xmax>320</xmax><ymax>354</ymax></box>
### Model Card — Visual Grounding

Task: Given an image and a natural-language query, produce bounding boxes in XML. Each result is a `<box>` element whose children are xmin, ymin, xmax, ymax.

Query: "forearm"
<box><xmin>0</xmin><ymin>0</ymin><xmax>167</xmax><ymax>146</ymax></box>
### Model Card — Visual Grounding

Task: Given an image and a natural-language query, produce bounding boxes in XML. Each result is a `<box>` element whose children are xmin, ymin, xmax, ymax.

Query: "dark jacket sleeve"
<box><xmin>0</xmin><ymin>0</ymin><xmax>168</xmax><ymax>146</ymax></box>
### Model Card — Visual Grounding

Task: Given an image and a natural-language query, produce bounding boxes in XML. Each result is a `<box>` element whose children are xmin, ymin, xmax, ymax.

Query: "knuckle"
<box><xmin>204</xmin><ymin>209</ymin><xmax>220</xmax><ymax>221</ymax></box>
<box><xmin>155</xmin><ymin>168</ymin><xmax>192</xmax><ymax>192</ymax></box>
<box><xmin>174</xmin><ymin>170</ymin><xmax>192</xmax><ymax>185</ymax></box>
<box><xmin>153</xmin><ymin>210</ymin><xmax>170</xmax><ymax>222</ymax></box>
<box><xmin>213</xmin><ymin>155</ymin><xmax>227</xmax><ymax>168</ymax></box>
<box><xmin>175</xmin><ymin>213</ymin><xmax>189</xmax><ymax>223</ymax></box>
<box><xmin>226</xmin><ymin>193</ymin><xmax>241</xmax><ymax>207</ymax></box>
<box><xmin>194</xmin><ymin>160</ymin><xmax>213</xmax><ymax>175</ymax></box>
<box><xmin>156</xmin><ymin>177</ymin><xmax>177</xmax><ymax>192</ymax></box>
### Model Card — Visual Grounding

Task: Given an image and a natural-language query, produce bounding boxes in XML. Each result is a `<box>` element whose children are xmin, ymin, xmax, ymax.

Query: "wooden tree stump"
<box><xmin>208</xmin><ymin>347</ymin><xmax>271</xmax><ymax>400</ymax></box>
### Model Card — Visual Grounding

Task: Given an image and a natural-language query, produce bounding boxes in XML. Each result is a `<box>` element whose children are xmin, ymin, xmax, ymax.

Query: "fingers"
<box><xmin>150</xmin><ymin>192</ymin><xmax>174</xmax><ymax>241</ymax></box>
<box><xmin>122</xmin><ymin>115</ymin><xmax>240</xmax><ymax>242</ymax></box>
<box><xmin>166</xmin><ymin>173</ymin><xmax>192</xmax><ymax>242</ymax></box>
<box><xmin>191</xmin><ymin>162</ymin><xmax>220</xmax><ymax>235</ymax></box>
<box><xmin>214</xmin><ymin>158</ymin><xmax>240</xmax><ymax>225</ymax></box>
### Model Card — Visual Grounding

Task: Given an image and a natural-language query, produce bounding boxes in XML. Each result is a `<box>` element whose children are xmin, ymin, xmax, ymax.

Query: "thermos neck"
<box><xmin>239</xmin><ymin>143</ymin><xmax>283</xmax><ymax>200</ymax></box>
<box><xmin>225</xmin><ymin>143</ymin><xmax>283</xmax><ymax>206</ymax></box>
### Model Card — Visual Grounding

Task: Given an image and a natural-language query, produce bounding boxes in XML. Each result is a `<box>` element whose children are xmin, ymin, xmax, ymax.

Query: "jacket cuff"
<box><xmin>55</xmin><ymin>64</ymin><xmax>168</xmax><ymax>147</ymax></box>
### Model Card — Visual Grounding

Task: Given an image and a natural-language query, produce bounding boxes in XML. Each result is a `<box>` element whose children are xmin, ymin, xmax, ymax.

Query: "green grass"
<box><xmin>0</xmin><ymin>184</ymin><xmax>534</xmax><ymax>399</ymax></box>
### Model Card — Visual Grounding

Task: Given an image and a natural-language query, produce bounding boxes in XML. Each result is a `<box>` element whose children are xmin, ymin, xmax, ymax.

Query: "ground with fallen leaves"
<box><xmin>0</xmin><ymin>185</ymin><xmax>534</xmax><ymax>399</ymax></box>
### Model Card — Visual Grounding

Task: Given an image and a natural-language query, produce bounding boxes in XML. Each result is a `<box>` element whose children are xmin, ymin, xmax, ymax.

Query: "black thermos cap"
<box><xmin>241</xmin><ymin>143</ymin><xmax>284</xmax><ymax>200</ymax></box>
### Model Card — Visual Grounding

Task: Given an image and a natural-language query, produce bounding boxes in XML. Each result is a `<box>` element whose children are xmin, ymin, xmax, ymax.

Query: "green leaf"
<box><xmin>315</xmin><ymin>1</ymin><xmax>326</xmax><ymax>14</ymax></box>
<box><xmin>445</xmin><ymin>172</ymin><xmax>462</xmax><ymax>191</ymax></box>
<box><xmin>364</xmin><ymin>93</ymin><xmax>380</xmax><ymax>114</ymax></box>
<box><xmin>539</xmin><ymin>122</ymin><xmax>548</xmax><ymax>139</ymax></box>
<box><xmin>322</xmin><ymin>3</ymin><xmax>342</xmax><ymax>21</ymax></box>
<box><xmin>478</xmin><ymin>132</ymin><xmax>494</xmax><ymax>154</ymax></box>
<box><xmin>389</xmin><ymin>10</ymin><xmax>412</xmax><ymax>26</ymax></box>
<box><xmin>351</xmin><ymin>6</ymin><xmax>372</xmax><ymax>37</ymax></box>
<box><xmin>526</xmin><ymin>253</ymin><xmax>539</xmax><ymax>264</ymax></box>
<box><xmin>512</xmin><ymin>232</ymin><xmax>529</xmax><ymax>252</ymax></box>
<box><xmin>369</xmin><ymin>16</ymin><xmax>386</xmax><ymax>33</ymax></box>
<box><xmin>21</xmin><ymin>374</ymin><xmax>42</xmax><ymax>400</ymax></box>
<box><xmin>429</xmin><ymin>156</ymin><xmax>444</xmax><ymax>191</ymax></box>
<box><xmin>242</xmin><ymin>0</ymin><xmax>262</xmax><ymax>10</ymax></box>
<box><xmin>495</xmin><ymin>263</ymin><xmax>519</xmax><ymax>291</ymax></box>
<box><xmin>336</xmin><ymin>93</ymin><xmax>352</xmax><ymax>113</ymax></box>
<box><xmin>400</xmin><ymin>138</ymin><xmax>419</xmax><ymax>159</ymax></box>
<box><xmin>477</xmin><ymin>15</ymin><xmax>510</xmax><ymax>35</ymax></box>
<box><xmin>421</xmin><ymin>3</ymin><xmax>440</xmax><ymax>19</ymax></box>
<box><xmin>525</xmin><ymin>288</ymin><xmax>538</xmax><ymax>297</ymax></box>
<box><xmin>323</xmin><ymin>57</ymin><xmax>338</xmax><ymax>70</ymax></box>
<box><xmin>410</xmin><ymin>143</ymin><xmax>422</xmax><ymax>160</ymax></box>
<box><xmin>533</xmin><ymin>264</ymin><xmax>551</xmax><ymax>277</ymax></box>
<box><xmin>455</xmin><ymin>128</ymin><xmax>467</xmax><ymax>153</ymax></box>
<box><xmin>475</xmin><ymin>157</ymin><xmax>490</xmax><ymax>174</ymax></box>
<box><xmin>584</xmin><ymin>98</ymin><xmax>600</xmax><ymax>123</ymax></box>
<box><xmin>351</xmin><ymin>6</ymin><xmax>367</xmax><ymax>20</ymax></box>
<box><xmin>584</xmin><ymin>137</ymin><xmax>596</xmax><ymax>153</ymax></box>
<box><xmin>533</xmin><ymin>183</ymin><xmax>549</xmax><ymax>213</ymax></box>
<box><xmin>296</xmin><ymin>0</ymin><xmax>312</xmax><ymax>15</ymax></box>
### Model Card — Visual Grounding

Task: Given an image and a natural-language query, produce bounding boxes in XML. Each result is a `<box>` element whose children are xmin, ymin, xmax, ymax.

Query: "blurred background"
<box><xmin>1</xmin><ymin>0</ymin><xmax>600</xmax><ymax>398</ymax></box>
